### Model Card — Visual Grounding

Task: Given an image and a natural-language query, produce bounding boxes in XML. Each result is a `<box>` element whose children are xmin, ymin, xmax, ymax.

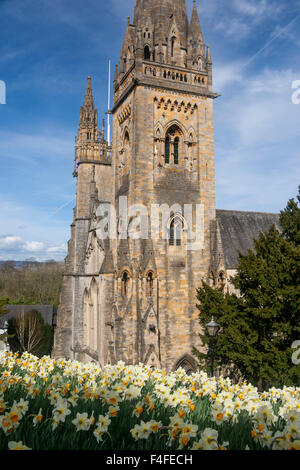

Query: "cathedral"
<box><xmin>52</xmin><ymin>0</ymin><xmax>280</xmax><ymax>372</ymax></box>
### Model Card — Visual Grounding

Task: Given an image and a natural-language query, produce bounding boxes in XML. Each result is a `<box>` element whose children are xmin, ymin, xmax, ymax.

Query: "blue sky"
<box><xmin>0</xmin><ymin>0</ymin><xmax>299</xmax><ymax>261</ymax></box>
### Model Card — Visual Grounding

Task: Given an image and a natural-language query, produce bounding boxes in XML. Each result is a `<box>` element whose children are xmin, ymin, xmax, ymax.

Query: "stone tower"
<box><xmin>53</xmin><ymin>0</ymin><xmax>225</xmax><ymax>372</ymax></box>
<box><xmin>52</xmin><ymin>78</ymin><xmax>112</xmax><ymax>360</ymax></box>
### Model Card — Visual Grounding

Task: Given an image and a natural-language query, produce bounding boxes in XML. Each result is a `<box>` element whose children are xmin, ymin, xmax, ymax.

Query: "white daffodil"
<box><xmin>53</xmin><ymin>402</ymin><xmax>71</xmax><ymax>423</ymax></box>
<box><xmin>96</xmin><ymin>414</ymin><xmax>111</xmax><ymax>432</ymax></box>
<box><xmin>8</xmin><ymin>441</ymin><xmax>31</xmax><ymax>450</ymax></box>
<box><xmin>139</xmin><ymin>421</ymin><xmax>152</xmax><ymax>439</ymax></box>
<box><xmin>130</xmin><ymin>424</ymin><xmax>142</xmax><ymax>440</ymax></box>
<box><xmin>93</xmin><ymin>426</ymin><xmax>105</xmax><ymax>443</ymax></box>
<box><xmin>200</xmin><ymin>428</ymin><xmax>219</xmax><ymax>450</ymax></box>
<box><xmin>33</xmin><ymin>408</ymin><xmax>43</xmax><ymax>426</ymax></box>
<box><xmin>15</xmin><ymin>398</ymin><xmax>29</xmax><ymax>415</ymax></box>
<box><xmin>72</xmin><ymin>412</ymin><xmax>91</xmax><ymax>431</ymax></box>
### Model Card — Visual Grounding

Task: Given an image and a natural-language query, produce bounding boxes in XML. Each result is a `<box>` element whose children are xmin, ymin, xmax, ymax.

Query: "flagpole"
<box><xmin>107</xmin><ymin>60</ymin><xmax>111</xmax><ymax>146</ymax></box>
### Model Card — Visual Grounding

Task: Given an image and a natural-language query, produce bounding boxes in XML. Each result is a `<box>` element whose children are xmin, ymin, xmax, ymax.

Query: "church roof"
<box><xmin>216</xmin><ymin>209</ymin><xmax>281</xmax><ymax>269</ymax></box>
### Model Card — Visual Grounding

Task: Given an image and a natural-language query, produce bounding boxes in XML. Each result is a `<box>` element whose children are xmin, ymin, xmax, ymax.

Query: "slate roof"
<box><xmin>216</xmin><ymin>210</ymin><xmax>281</xmax><ymax>269</ymax></box>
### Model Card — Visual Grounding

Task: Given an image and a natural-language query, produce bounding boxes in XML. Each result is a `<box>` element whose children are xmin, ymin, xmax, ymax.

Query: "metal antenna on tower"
<box><xmin>107</xmin><ymin>59</ymin><xmax>111</xmax><ymax>146</ymax></box>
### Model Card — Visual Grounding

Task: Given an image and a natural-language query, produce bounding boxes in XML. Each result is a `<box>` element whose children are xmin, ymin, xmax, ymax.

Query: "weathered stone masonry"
<box><xmin>52</xmin><ymin>0</ymin><xmax>280</xmax><ymax>372</ymax></box>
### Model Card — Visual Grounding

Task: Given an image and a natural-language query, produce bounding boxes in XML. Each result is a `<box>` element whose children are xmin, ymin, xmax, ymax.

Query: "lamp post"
<box><xmin>206</xmin><ymin>317</ymin><xmax>220</xmax><ymax>378</ymax></box>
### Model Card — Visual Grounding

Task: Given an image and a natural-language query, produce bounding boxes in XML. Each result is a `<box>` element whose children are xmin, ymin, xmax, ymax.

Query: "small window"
<box><xmin>165</xmin><ymin>137</ymin><xmax>170</xmax><ymax>164</ymax></box>
<box><xmin>147</xmin><ymin>272</ymin><xmax>154</xmax><ymax>297</ymax></box>
<box><xmin>121</xmin><ymin>271</ymin><xmax>129</xmax><ymax>297</ymax></box>
<box><xmin>169</xmin><ymin>218</ymin><xmax>182</xmax><ymax>247</ymax></box>
<box><xmin>174</xmin><ymin>137</ymin><xmax>179</xmax><ymax>165</ymax></box>
<box><xmin>149</xmin><ymin>325</ymin><xmax>156</xmax><ymax>334</ymax></box>
<box><xmin>171</xmin><ymin>38</ymin><xmax>175</xmax><ymax>57</ymax></box>
<box><xmin>170</xmin><ymin>219</ymin><xmax>175</xmax><ymax>246</ymax></box>
<box><xmin>218</xmin><ymin>272</ymin><xmax>225</xmax><ymax>288</ymax></box>
<box><xmin>144</xmin><ymin>46</ymin><xmax>150</xmax><ymax>60</ymax></box>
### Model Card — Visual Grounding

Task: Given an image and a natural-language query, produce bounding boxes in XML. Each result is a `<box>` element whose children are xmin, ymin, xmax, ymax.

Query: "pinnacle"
<box><xmin>189</xmin><ymin>0</ymin><xmax>204</xmax><ymax>43</ymax></box>
<box><xmin>83</xmin><ymin>76</ymin><xmax>94</xmax><ymax>109</ymax></box>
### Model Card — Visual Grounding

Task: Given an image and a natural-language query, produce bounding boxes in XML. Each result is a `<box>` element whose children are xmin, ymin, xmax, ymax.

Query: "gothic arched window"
<box><xmin>123</xmin><ymin>131</ymin><xmax>130</xmax><ymax>167</ymax></box>
<box><xmin>174</xmin><ymin>137</ymin><xmax>179</xmax><ymax>165</ymax></box>
<box><xmin>218</xmin><ymin>271</ymin><xmax>225</xmax><ymax>288</ymax></box>
<box><xmin>124</xmin><ymin>130</ymin><xmax>130</xmax><ymax>146</ymax></box>
<box><xmin>165</xmin><ymin>136</ymin><xmax>170</xmax><ymax>164</ymax></box>
<box><xmin>121</xmin><ymin>271</ymin><xmax>129</xmax><ymax>297</ymax></box>
<box><xmin>146</xmin><ymin>271</ymin><xmax>154</xmax><ymax>297</ymax></box>
<box><xmin>165</xmin><ymin>124</ymin><xmax>182</xmax><ymax>166</ymax></box>
<box><xmin>169</xmin><ymin>216</ymin><xmax>182</xmax><ymax>247</ymax></box>
<box><xmin>144</xmin><ymin>45</ymin><xmax>150</xmax><ymax>60</ymax></box>
<box><xmin>175</xmin><ymin>355</ymin><xmax>197</xmax><ymax>375</ymax></box>
<box><xmin>171</xmin><ymin>37</ymin><xmax>175</xmax><ymax>57</ymax></box>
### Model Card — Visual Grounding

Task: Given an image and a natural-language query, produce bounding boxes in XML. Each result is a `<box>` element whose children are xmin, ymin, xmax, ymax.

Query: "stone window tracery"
<box><xmin>165</xmin><ymin>136</ymin><xmax>170</xmax><ymax>164</ymax></box>
<box><xmin>146</xmin><ymin>271</ymin><xmax>154</xmax><ymax>297</ymax></box>
<box><xmin>121</xmin><ymin>271</ymin><xmax>129</xmax><ymax>298</ymax></box>
<box><xmin>164</xmin><ymin>124</ymin><xmax>182</xmax><ymax>166</ymax></box>
<box><xmin>169</xmin><ymin>216</ymin><xmax>183</xmax><ymax>247</ymax></box>
<box><xmin>174</xmin><ymin>137</ymin><xmax>179</xmax><ymax>165</ymax></box>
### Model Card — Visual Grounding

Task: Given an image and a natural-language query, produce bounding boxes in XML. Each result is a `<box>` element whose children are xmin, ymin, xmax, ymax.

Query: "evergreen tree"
<box><xmin>279</xmin><ymin>186</ymin><xmax>300</xmax><ymax>246</ymax></box>
<box><xmin>194</xmin><ymin>219</ymin><xmax>300</xmax><ymax>389</ymax></box>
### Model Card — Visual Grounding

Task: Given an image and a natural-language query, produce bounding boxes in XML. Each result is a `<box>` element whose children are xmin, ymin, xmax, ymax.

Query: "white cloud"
<box><xmin>213</xmin><ymin>62</ymin><xmax>244</xmax><ymax>91</ymax></box>
<box><xmin>47</xmin><ymin>244</ymin><xmax>67</xmax><ymax>254</ymax></box>
<box><xmin>214</xmin><ymin>65</ymin><xmax>300</xmax><ymax>212</ymax></box>
<box><xmin>0</xmin><ymin>235</ymin><xmax>45</xmax><ymax>253</ymax></box>
<box><xmin>233</xmin><ymin>0</ymin><xmax>268</xmax><ymax>17</ymax></box>
<box><xmin>0</xmin><ymin>201</ymin><xmax>69</xmax><ymax>261</ymax></box>
<box><xmin>215</xmin><ymin>18</ymin><xmax>251</xmax><ymax>40</ymax></box>
<box><xmin>223</xmin><ymin>68</ymin><xmax>300</xmax><ymax>147</ymax></box>
<box><xmin>0</xmin><ymin>236</ymin><xmax>23</xmax><ymax>247</ymax></box>
<box><xmin>23</xmin><ymin>241</ymin><xmax>45</xmax><ymax>252</ymax></box>
<box><xmin>0</xmin><ymin>130</ymin><xmax>73</xmax><ymax>164</ymax></box>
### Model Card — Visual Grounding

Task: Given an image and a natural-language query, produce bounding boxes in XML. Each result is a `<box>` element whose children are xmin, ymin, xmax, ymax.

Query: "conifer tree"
<box><xmin>279</xmin><ymin>186</ymin><xmax>300</xmax><ymax>246</ymax></box>
<box><xmin>194</xmin><ymin>191</ymin><xmax>300</xmax><ymax>389</ymax></box>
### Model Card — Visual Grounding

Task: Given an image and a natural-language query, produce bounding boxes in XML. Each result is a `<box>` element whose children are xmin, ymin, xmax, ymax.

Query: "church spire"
<box><xmin>189</xmin><ymin>0</ymin><xmax>204</xmax><ymax>44</ymax></box>
<box><xmin>133</xmin><ymin>0</ymin><xmax>189</xmax><ymax>49</ymax></box>
<box><xmin>83</xmin><ymin>76</ymin><xmax>95</xmax><ymax>110</ymax></box>
<box><xmin>187</xmin><ymin>0</ymin><xmax>205</xmax><ymax>69</ymax></box>
<box><xmin>79</xmin><ymin>76</ymin><xmax>98</xmax><ymax>131</ymax></box>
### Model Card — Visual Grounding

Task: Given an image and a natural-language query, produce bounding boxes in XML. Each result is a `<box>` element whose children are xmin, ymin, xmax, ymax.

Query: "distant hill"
<box><xmin>0</xmin><ymin>260</ymin><xmax>61</xmax><ymax>268</ymax></box>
